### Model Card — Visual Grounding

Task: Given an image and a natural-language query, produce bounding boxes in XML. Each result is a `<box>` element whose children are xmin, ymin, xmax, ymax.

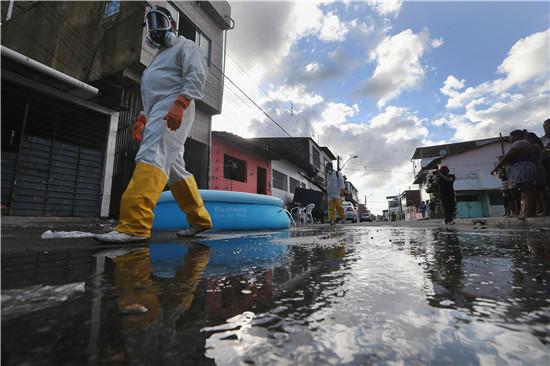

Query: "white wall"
<box><xmin>271</xmin><ymin>160</ymin><xmax>312</xmax><ymax>205</ymax></box>
<box><xmin>442</xmin><ymin>142</ymin><xmax>509</xmax><ymax>191</ymax></box>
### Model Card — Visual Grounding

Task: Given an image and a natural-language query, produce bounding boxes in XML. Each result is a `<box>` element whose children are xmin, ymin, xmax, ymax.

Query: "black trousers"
<box><xmin>440</xmin><ymin>196</ymin><xmax>455</xmax><ymax>223</ymax></box>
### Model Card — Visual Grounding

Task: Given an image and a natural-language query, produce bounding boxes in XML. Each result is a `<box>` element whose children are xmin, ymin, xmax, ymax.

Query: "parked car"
<box><xmin>340</xmin><ymin>201</ymin><xmax>359</xmax><ymax>223</ymax></box>
<box><xmin>359</xmin><ymin>212</ymin><xmax>372</xmax><ymax>222</ymax></box>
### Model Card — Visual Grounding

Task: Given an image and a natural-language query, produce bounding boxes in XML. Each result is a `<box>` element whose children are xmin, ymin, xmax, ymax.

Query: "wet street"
<box><xmin>2</xmin><ymin>226</ymin><xmax>549</xmax><ymax>365</ymax></box>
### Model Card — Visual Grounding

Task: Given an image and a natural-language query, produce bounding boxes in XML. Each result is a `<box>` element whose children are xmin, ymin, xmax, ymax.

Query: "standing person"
<box><xmin>326</xmin><ymin>162</ymin><xmax>346</xmax><ymax>225</ymax></box>
<box><xmin>526</xmin><ymin>132</ymin><xmax>549</xmax><ymax>215</ymax></box>
<box><xmin>435</xmin><ymin>165</ymin><xmax>456</xmax><ymax>224</ymax></box>
<box><xmin>542</xmin><ymin>119</ymin><xmax>550</xmax><ymax>192</ymax></box>
<box><xmin>492</xmin><ymin>130</ymin><xmax>537</xmax><ymax>218</ymax></box>
<box><xmin>496</xmin><ymin>165</ymin><xmax>512</xmax><ymax>217</ymax></box>
<box><xmin>96</xmin><ymin>6</ymin><xmax>211</xmax><ymax>243</ymax></box>
<box><xmin>419</xmin><ymin>201</ymin><xmax>427</xmax><ymax>218</ymax></box>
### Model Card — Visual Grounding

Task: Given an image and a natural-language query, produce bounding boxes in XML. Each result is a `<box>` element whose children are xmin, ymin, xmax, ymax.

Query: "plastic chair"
<box><xmin>290</xmin><ymin>203</ymin><xmax>315</xmax><ymax>224</ymax></box>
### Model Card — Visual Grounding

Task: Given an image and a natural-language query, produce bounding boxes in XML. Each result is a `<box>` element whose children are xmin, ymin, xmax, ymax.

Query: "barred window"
<box><xmin>273</xmin><ymin>170</ymin><xmax>288</xmax><ymax>191</ymax></box>
<box><xmin>224</xmin><ymin>155</ymin><xmax>246</xmax><ymax>182</ymax></box>
<box><xmin>289</xmin><ymin>177</ymin><xmax>301</xmax><ymax>194</ymax></box>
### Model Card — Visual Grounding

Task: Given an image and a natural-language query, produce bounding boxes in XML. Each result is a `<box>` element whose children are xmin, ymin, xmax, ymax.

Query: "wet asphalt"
<box><xmin>1</xmin><ymin>223</ymin><xmax>549</xmax><ymax>365</ymax></box>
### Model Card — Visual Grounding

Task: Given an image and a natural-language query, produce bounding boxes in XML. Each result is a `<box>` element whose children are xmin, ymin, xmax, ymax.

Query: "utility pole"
<box><xmin>337</xmin><ymin>155</ymin><xmax>341</xmax><ymax>171</ymax></box>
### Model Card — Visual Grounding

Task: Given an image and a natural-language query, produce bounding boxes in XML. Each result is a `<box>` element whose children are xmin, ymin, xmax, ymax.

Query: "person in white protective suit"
<box><xmin>96</xmin><ymin>6</ymin><xmax>211</xmax><ymax>243</ymax></box>
<box><xmin>326</xmin><ymin>162</ymin><xmax>346</xmax><ymax>225</ymax></box>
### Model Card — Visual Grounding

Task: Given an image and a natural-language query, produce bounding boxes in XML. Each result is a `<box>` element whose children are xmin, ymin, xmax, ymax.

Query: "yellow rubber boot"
<box><xmin>115</xmin><ymin>162</ymin><xmax>168</xmax><ymax>237</ymax></box>
<box><xmin>169</xmin><ymin>176</ymin><xmax>212</xmax><ymax>229</ymax></box>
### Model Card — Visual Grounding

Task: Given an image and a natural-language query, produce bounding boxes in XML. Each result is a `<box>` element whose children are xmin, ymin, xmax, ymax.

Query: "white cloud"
<box><xmin>358</xmin><ymin>29</ymin><xmax>439</xmax><ymax>107</ymax></box>
<box><xmin>440</xmin><ymin>75</ymin><xmax>465</xmax><ymax>99</ymax></box>
<box><xmin>313</xmin><ymin>105</ymin><xmax>429</xmax><ymax>213</ymax></box>
<box><xmin>263</xmin><ymin>84</ymin><xmax>324</xmax><ymax>107</ymax></box>
<box><xmin>305</xmin><ymin>62</ymin><xmax>320</xmax><ymax>73</ymax></box>
<box><xmin>431</xmin><ymin>37</ymin><xmax>444</xmax><ymax>48</ymax></box>
<box><xmin>315</xmin><ymin>102</ymin><xmax>359</xmax><ymax>128</ymax></box>
<box><xmin>367</xmin><ymin>0</ymin><xmax>403</xmax><ymax>17</ymax></box>
<box><xmin>318</xmin><ymin>12</ymin><xmax>350</xmax><ymax>42</ymax></box>
<box><xmin>438</xmin><ymin>29</ymin><xmax>550</xmax><ymax>140</ymax></box>
<box><xmin>497</xmin><ymin>29</ymin><xmax>549</xmax><ymax>91</ymax></box>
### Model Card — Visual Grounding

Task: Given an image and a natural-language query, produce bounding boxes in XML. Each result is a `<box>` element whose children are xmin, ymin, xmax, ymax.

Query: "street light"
<box><xmin>340</xmin><ymin>155</ymin><xmax>359</xmax><ymax>171</ymax></box>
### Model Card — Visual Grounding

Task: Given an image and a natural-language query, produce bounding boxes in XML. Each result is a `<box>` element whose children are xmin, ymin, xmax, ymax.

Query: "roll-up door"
<box><xmin>1</xmin><ymin>82</ymin><xmax>109</xmax><ymax>216</ymax></box>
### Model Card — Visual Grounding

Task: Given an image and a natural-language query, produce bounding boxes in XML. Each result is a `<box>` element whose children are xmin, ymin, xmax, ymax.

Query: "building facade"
<box><xmin>412</xmin><ymin>138</ymin><xmax>510</xmax><ymax>218</ymax></box>
<box><xmin>254</xmin><ymin>137</ymin><xmax>336</xmax><ymax>206</ymax></box>
<box><xmin>1</xmin><ymin>1</ymin><xmax>232</xmax><ymax>217</ymax></box>
<box><xmin>210</xmin><ymin>132</ymin><xmax>275</xmax><ymax>195</ymax></box>
<box><xmin>400</xmin><ymin>190</ymin><xmax>422</xmax><ymax>221</ymax></box>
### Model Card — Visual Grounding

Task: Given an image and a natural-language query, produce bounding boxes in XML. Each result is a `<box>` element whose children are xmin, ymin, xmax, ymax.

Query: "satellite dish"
<box><xmin>439</xmin><ymin>149</ymin><xmax>448</xmax><ymax>156</ymax></box>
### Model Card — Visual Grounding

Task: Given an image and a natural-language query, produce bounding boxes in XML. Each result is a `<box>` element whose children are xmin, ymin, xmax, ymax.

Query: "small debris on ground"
<box><xmin>121</xmin><ymin>304</ymin><xmax>149</xmax><ymax>314</ymax></box>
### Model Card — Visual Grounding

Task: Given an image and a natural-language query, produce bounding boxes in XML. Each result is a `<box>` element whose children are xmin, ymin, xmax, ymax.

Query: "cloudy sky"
<box><xmin>212</xmin><ymin>1</ymin><xmax>549</xmax><ymax>214</ymax></box>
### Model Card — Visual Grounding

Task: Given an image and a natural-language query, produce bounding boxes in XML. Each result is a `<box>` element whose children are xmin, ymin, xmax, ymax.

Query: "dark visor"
<box><xmin>145</xmin><ymin>10</ymin><xmax>171</xmax><ymax>32</ymax></box>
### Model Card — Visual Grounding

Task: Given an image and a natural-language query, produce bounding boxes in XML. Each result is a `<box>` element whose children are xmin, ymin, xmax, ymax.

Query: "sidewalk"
<box><xmin>355</xmin><ymin>216</ymin><xmax>550</xmax><ymax>230</ymax></box>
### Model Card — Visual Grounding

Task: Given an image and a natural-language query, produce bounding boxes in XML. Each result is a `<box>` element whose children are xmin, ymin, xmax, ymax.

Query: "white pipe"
<box><xmin>6</xmin><ymin>0</ymin><xmax>14</xmax><ymax>21</ymax></box>
<box><xmin>1</xmin><ymin>45</ymin><xmax>99</xmax><ymax>98</ymax></box>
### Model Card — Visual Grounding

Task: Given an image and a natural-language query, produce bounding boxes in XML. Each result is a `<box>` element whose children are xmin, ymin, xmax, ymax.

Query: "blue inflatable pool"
<box><xmin>152</xmin><ymin>190</ymin><xmax>291</xmax><ymax>230</ymax></box>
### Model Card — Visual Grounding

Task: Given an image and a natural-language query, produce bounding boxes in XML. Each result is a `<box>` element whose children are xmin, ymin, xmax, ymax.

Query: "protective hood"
<box><xmin>145</xmin><ymin>6</ymin><xmax>176</xmax><ymax>48</ymax></box>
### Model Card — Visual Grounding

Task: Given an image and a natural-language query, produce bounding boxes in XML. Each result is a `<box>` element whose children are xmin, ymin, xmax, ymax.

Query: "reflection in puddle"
<box><xmin>2</xmin><ymin>228</ymin><xmax>549</xmax><ymax>365</ymax></box>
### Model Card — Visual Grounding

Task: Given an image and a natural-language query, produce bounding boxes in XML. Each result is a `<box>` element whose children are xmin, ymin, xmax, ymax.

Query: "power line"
<box><xmin>208</xmin><ymin>61</ymin><xmax>293</xmax><ymax>137</ymax></box>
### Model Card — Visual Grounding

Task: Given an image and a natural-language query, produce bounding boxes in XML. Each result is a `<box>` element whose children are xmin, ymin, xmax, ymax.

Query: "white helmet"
<box><xmin>144</xmin><ymin>6</ymin><xmax>177</xmax><ymax>48</ymax></box>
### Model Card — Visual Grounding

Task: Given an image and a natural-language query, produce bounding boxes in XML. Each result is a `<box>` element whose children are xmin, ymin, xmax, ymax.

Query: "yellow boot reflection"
<box><xmin>113</xmin><ymin>245</ymin><xmax>211</xmax><ymax>332</ymax></box>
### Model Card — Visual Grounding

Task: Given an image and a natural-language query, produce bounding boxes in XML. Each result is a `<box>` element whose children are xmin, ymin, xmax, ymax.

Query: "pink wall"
<box><xmin>210</xmin><ymin>135</ymin><xmax>272</xmax><ymax>195</ymax></box>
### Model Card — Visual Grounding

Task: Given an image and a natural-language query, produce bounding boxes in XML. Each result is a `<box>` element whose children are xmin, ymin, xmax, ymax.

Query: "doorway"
<box><xmin>257</xmin><ymin>167</ymin><xmax>267</xmax><ymax>195</ymax></box>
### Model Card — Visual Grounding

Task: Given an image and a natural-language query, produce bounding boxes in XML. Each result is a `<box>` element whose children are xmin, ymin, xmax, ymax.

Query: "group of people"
<box><xmin>492</xmin><ymin>120</ymin><xmax>550</xmax><ymax>218</ymax></box>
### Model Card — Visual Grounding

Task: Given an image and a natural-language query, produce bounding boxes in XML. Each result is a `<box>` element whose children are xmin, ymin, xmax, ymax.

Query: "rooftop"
<box><xmin>411</xmin><ymin>137</ymin><xmax>505</xmax><ymax>160</ymax></box>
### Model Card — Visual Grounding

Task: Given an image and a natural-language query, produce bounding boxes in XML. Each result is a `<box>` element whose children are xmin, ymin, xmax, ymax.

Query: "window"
<box><xmin>273</xmin><ymin>170</ymin><xmax>288</xmax><ymax>191</ymax></box>
<box><xmin>178</xmin><ymin>14</ymin><xmax>196</xmax><ymax>41</ymax></box>
<box><xmin>312</xmin><ymin>147</ymin><xmax>320</xmax><ymax>168</ymax></box>
<box><xmin>104</xmin><ymin>1</ymin><xmax>120</xmax><ymax>17</ymax></box>
<box><xmin>196</xmin><ymin>31</ymin><xmax>212</xmax><ymax>65</ymax></box>
<box><xmin>224</xmin><ymin>155</ymin><xmax>246</xmax><ymax>182</ymax></box>
<box><xmin>300</xmin><ymin>183</ymin><xmax>307</xmax><ymax>189</ymax></box>
<box><xmin>289</xmin><ymin>177</ymin><xmax>300</xmax><ymax>194</ymax></box>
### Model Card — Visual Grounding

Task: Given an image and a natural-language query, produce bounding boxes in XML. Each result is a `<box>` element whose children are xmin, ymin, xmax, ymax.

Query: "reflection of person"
<box><xmin>111</xmin><ymin>244</ymin><xmax>210</xmax><ymax>362</ymax></box>
<box><xmin>113</xmin><ymin>245</ymin><xmax>211</xmax><ymax>329</ymax></box>
<box><xmin>96</xmin><ymin>6</ymin><xmax>211</xmax><ymax>243</ymax></box>
<box><xmin>326</xmin><ymin>162</ymin><xmax>345</xmax><ymax>225</ymax></box>
<box><xmin>435</xmin><ymin>166</ymin><xmax>455</xmax><ymax>224</ymax></box>
<box><xmin>420</xmin><ymin>201</ymin><xmax>427</xmax><ymax>218</ymax></box>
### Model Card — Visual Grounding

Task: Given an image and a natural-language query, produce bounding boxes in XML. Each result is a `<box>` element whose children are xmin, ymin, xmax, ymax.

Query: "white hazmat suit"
<box><xmin>108</xmin><ymin>36</ymin><xmax>210</xmax><ymax>240</ymax></box>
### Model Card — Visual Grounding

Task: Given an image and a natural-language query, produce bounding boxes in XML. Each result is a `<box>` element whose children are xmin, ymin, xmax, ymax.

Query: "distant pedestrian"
<box><xmin>326</xmin><ymin>162</ymin><xmax>345</xmax><ymax>225</ymax></box>
<box><xmin>435</xmin><ymin>165</ymin><xmax>455</xmax><ymax>224</ymax></box>
<box><xmin>419</xmin><ymin>201</ymin><xmax>427</xmax><ymax>218</ymax></box>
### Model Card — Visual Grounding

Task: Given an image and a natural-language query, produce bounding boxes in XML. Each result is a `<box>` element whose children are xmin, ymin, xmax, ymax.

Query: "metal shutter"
<box><xmin>1</xmin><ymin>82</ymin><xmax>109</xmax><ymax>216</ymax></box>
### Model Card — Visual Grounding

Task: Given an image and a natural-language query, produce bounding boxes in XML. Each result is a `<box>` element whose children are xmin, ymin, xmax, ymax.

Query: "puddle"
<box><xmin>2</xmin><ymin>227</ymin><xmax>549</xmax><ymax>365</ymax></box>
